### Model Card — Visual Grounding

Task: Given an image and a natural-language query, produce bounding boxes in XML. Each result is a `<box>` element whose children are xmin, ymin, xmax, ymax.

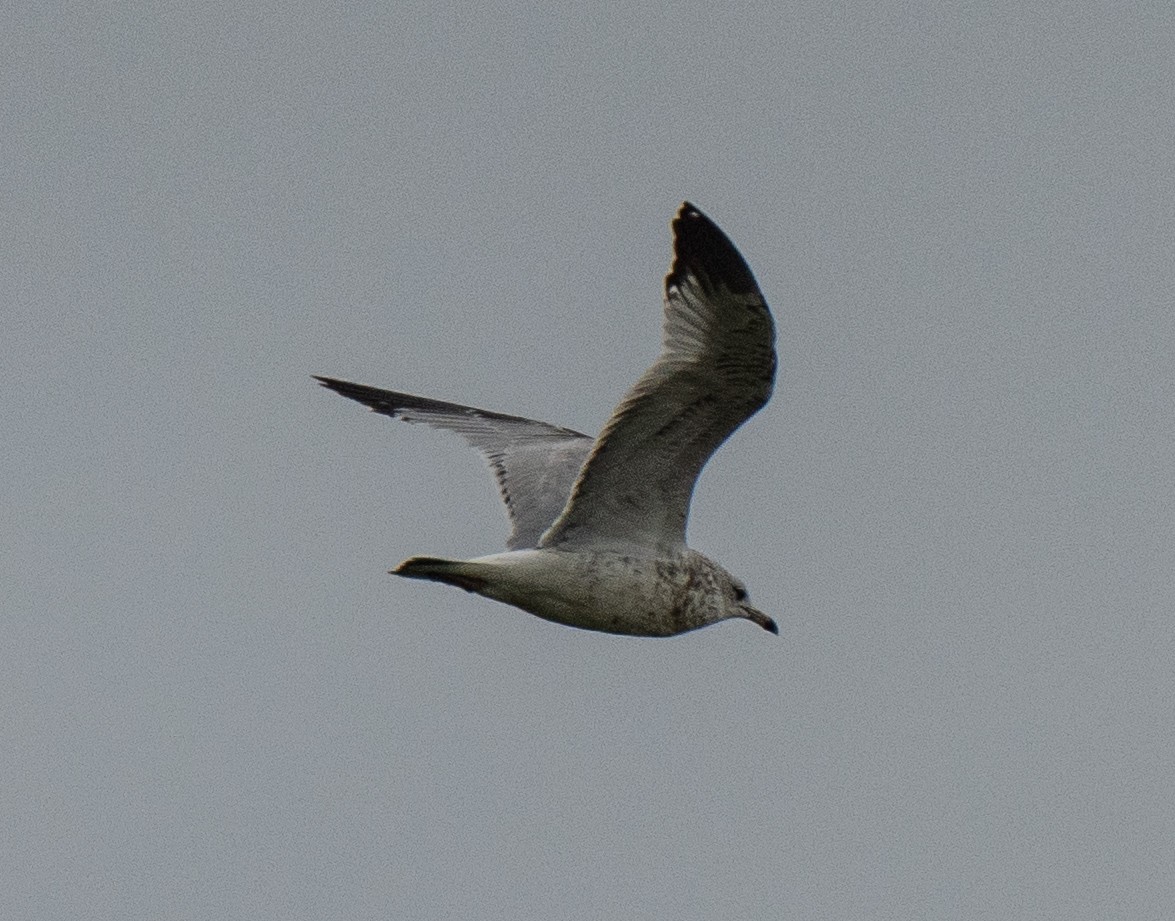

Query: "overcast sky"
<box><xmin>6</xmin><ymin>3</ymin><xmax>1175</xmax><ymax>918</ymax></box>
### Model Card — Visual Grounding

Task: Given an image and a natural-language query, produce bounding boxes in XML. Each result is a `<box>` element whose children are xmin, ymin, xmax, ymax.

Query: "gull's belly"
<box><xmin>467</xmin><ymin>548</ymin><xmax>722</xmax><ymax>637</ymax></box>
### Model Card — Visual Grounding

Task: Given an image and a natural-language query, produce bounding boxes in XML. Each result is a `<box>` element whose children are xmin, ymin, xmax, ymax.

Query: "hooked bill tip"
<box><xmin>743</xmin><ymin>607</ymin><xmax>778</xmax><ymax>635</ymax></box>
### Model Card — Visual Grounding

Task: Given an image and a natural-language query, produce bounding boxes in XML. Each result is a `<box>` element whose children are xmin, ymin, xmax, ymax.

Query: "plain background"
<box><xmin>5</xmin><ymin>3</ymin><xmax>1174</xmax><ymax>918</ymax></box>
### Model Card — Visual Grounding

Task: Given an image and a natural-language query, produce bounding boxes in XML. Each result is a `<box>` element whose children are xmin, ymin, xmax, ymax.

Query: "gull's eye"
<box><xmin>732</xmin><ymin>583</ymin><xmax>748</xmax><ymax>602</ymax></box>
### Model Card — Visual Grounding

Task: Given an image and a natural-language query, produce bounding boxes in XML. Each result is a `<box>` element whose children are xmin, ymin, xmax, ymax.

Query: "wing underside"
<box><xmin>314</xmin><ymin>376</ymin><xmax>594</xmax><ymax>549</ymax></box>
<box><xmin>539</xmin><ymin>203</ymin><xmax>775</xmax><ymax>553</ymax></box>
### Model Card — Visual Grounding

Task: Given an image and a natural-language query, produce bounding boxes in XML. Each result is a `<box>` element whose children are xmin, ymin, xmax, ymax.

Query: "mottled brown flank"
<box><xmin>651</xmin><ymin>556</ymin><xmax>717</xmax><ymax>635</ymax></box>
<box><xmin>675</xmin><ymin>561</ymin><xmax>705</xmax><ymax>634</ymax></box>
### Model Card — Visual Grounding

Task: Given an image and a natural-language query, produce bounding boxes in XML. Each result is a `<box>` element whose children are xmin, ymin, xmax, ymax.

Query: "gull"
<box><xmin>315</xmin><ymin>202</ymin><xmax>777</xmax><ymax>636</ymax></box>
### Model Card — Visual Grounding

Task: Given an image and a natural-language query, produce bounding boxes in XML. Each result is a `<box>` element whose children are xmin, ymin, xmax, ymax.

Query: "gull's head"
<box><xmin>728</xmin><ymin>575</ymin><xmax>778</xmax><ymax>635</ymax></box>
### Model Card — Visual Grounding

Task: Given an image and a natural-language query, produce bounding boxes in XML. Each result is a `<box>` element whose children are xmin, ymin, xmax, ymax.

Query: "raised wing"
<box><xmin>539</xmin><ymin>202</ymin><xmax>775</xmax><ymax>553</ymax></box>
<box><xmin>314</xmin><ymin>376</ymin><xmax>594</xmax><ymax>549</ymax></box>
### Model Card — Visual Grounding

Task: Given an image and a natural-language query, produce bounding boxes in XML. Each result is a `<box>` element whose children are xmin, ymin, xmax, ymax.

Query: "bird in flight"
<box><xmin>316</xmin><ymin>202</ymin><xmax>777</xmax><ymax>636</ymax></box>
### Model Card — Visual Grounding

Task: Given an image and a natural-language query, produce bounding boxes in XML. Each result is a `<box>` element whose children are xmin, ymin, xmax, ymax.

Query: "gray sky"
<box><xmin>6</xmin><ymin>2</ymin><xmax>1175</xmax><ymax>918</ymax></box>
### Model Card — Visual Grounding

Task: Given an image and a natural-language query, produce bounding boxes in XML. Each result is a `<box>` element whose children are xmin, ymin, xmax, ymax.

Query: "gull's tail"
<box><xmin>392</xmin><ymin>556</ymin><xmax>491</xmax><ymax>594</ymax></box>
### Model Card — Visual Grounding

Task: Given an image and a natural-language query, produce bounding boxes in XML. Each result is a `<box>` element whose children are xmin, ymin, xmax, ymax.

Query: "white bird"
<box><xmin>316</xmin><ymin>202</ymin><xmax>777</xmax><ymax>636</ymax></box>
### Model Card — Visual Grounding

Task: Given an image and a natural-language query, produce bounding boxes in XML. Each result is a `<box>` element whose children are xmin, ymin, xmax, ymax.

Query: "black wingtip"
<box><xmin>313</xmin><ymin>374</ymin><xmax>364</xmax><ymax>402</ymax></box>
<box><xmin>312</xmin><ymin>374</ymin><xmax>401</xmax><ymax>416</ymax></box>
<box><xmin>666</xmin><ymin>202</ymin><xmax>758</xmax><ymax>297</ymax></box>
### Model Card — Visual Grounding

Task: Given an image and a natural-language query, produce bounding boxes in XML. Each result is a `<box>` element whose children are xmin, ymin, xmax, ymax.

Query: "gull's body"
<box><xmin>316</xmin><ymin>202</ymin><xmax>777</xmax><ymax>636</ymax></box>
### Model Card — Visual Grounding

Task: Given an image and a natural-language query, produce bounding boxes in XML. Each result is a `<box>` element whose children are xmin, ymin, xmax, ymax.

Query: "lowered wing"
<box><xmin>314</xmin><ymin>377</ymin><xmax>594</xmax><ymax>549</ymax></box>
